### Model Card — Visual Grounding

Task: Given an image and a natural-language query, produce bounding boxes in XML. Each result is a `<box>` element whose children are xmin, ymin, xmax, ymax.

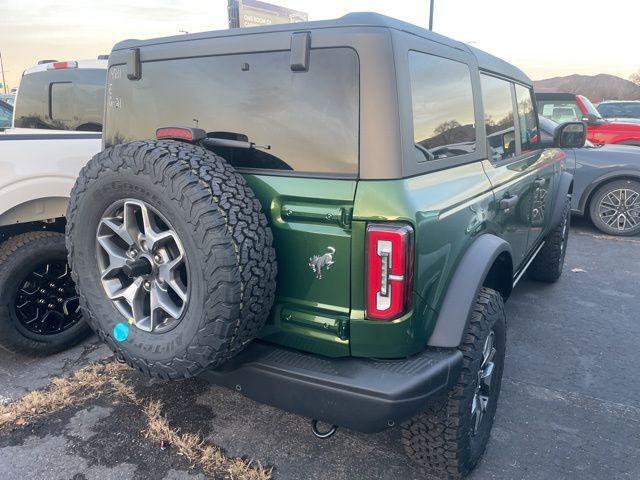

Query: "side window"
<box><xmin>0</xmin><ymin>103</ymin><xmax>12</xmax><ymax>127</ymax></box>
<box><xmin>514</xmin><ymin>84</ymin><xmax>539</xmax><ymax>152</ymax></box>
<box><xmin>50</xmin><ymin>82</ymin><xmax>73</xmax><ymax>126</ymax></box>
<box><xmin>409</xmin><ymin>51</ymin><xmax>476</xmax><ymax>162</ymax></box>
<box><xmin>480</xmin><ymin>74</ymin><xmax>516</xmax><ymax>162</ymax></box>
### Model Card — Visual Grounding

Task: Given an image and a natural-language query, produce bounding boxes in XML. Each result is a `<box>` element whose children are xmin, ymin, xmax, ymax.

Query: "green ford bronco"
<box><xmin>66</xmin><ymin>13</ymin><xmax>586</xmax><ymax>478</ymax></box>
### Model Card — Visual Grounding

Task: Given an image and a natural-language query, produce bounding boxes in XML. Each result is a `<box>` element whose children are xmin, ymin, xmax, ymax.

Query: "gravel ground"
<box><xmin>1</xmin><ymin>218</ymin><xmax>639</xmax><ymax>479</ymax></box>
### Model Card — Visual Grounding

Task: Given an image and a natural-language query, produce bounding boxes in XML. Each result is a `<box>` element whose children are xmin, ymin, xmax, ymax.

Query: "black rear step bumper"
<box><xmin>200</xmin><ymin>341</ymin><xmax>463</xmax><ymax>433</ymax></box>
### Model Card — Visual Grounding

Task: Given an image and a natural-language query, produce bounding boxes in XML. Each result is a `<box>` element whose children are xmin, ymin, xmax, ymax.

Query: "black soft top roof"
<box><xmin>112</xmin><ymin>12</ymin><xmax>532</xmax><ymax>86</ymax></box>
<box><xmin>535</xmin><ymin>92</ymin><xmax>577</xmax><ymax>101</ymax></box>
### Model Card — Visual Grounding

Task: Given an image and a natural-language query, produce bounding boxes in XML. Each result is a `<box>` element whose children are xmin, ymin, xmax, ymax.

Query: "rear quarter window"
<box><xmin>105</xmin><ymin>48</ymin><xmax>360</xmax><ymax>176</ymax></box>
<box><xmin>408</xmin><ymin>51</ymin><xmax>477</xmax><ymax>163</ymax></box>
<box><xmin>514</xmin><ymin>84</ymin><xmax>539</xmax><ymax>152</ymax></box>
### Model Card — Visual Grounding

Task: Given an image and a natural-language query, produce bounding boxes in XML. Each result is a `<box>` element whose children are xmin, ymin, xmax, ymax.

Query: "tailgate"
<box><xmin>243</xmin><ymin>174</ymin><xmax>356</xmax><ymax>357</ymax></box>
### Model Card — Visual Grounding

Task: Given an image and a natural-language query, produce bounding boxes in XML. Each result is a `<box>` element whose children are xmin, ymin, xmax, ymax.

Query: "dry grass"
<box><xmin>143</xmin><ymin>400</ymin><xmax>271</xmax><ymax>480</ymax></box>
<box><xmin>0</xmin><ymin>361</ymin><xmax>271</xmax><ymax>480</ymax></box>
<box><xmin>0</xmin><ymin>362</ymin><xmax>126</xmax><ymax>428</ymax></box>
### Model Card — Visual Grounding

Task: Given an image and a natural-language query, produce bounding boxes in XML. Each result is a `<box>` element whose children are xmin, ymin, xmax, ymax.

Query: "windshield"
<box><xmin>597</xmin><ymin>102</ymin><xmax>640</xmax><ymax>119</ymax></box>
<box><xmin>577</xmin><ymin>95</ymin><xmax>603</xmax><ymax>119</ymax></box>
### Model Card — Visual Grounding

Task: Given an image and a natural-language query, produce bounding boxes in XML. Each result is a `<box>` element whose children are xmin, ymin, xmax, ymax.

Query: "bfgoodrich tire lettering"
<box><xmin>402</xmin><ymin>287</ymin><xmax>506</xmax><ymax>479</ymax></box>
<box><xmin>66</xmin><ymin>140</ymin><xmax>277</xmax><ymax>379</ymax></box>
<box><xmin>0</xmin><ymin>232</ymin><xmax>90</xmax><ymax>355</ymax></box>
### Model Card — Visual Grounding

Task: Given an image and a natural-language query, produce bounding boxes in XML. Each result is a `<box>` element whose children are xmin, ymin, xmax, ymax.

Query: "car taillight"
<box><xmin>366</xmin><ymin>223</ymin><xmax>414</xmax><ymax>320</ymax></box>
<box><xmin>47</xmin><ymin>61</ymin><xmax>78</xmax><ymax>70</ymax></box>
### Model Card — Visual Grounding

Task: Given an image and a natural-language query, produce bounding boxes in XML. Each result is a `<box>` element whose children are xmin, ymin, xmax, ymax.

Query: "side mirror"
<box><xmin>581</xmin><ymin>113</ymin><xmax>600</xmax><ymax>125</ymax></box>
<box><xmin>555</xmin><ymin>122</ymin><xmax>586</xmax><ymax>149</ymax></box>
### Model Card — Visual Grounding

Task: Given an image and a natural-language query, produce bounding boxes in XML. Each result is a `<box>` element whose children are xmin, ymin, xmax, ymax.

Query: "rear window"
<box><xmin>408</xmin><ymin>51</ymin><xmax>476</xmax><ymax>162</ymax></box>
<box><xmin>105</xmin><ymin>48</ymin><xmax>360</xmax><ymax>176</ymax></box>
<box><xmin>14</xmin><ymin>68</ymin><xmax>105</xmax><ymax>131</ymax></box>
<box><xmin>538</xmin><ymin>100</ymin><xmax>581</xmax><ymax>123</ymax></box>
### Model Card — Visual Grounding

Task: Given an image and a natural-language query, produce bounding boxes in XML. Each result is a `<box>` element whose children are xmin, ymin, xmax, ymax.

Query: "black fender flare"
<box><xmin>545</xmin><ymin>172</ymin><xmax>573</xmax><ymax>235</ymax></box>
<box><xmin>577</xmin><ymin>170</ymin><xmax>640</xmax><ymax>214</ymax></box>
<box><xmin>427</xmin><ymin>234</ymin><xmax>512</xmax><ymax>348</ymax></box>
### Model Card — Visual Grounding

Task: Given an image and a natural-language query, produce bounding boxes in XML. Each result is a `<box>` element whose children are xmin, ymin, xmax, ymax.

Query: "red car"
<box><xmin>537</xmin><ymin>92</ymin><xmax>640</xmax><ymax>146</ymax></box>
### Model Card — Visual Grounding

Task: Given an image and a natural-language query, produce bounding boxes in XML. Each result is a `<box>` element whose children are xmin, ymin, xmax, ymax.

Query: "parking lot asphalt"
<box><xmin>1</xmin><ymin>217</ymin><xmax>639</xmax><ymax>480</ymax></box>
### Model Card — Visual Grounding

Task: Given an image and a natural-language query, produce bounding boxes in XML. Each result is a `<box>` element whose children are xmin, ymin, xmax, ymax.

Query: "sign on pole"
<box><xmin>228</xmin><ymin>0</ymin><xmax>308</xmax><ymax>29</ymax></box>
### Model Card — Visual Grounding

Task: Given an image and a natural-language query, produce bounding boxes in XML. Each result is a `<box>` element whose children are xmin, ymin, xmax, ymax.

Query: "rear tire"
<box><xmin>588</xmin><ymin>179</ymin><xmax>640</xmax><ymax>236</ymax></box>
<box><xmin>527</xmin><ymin>198</ymin><xmax>570</xmax><ymax>283</ymax></box>
<box><xmin>0</xmin><ymin>232</ymin><xmax>90</xmax><ymax>356</ymax></box>
<box><xmin>402</xmin><ymin>287</ymin><xmax>506</xmax><ymax>479</ymax></box>
<box><xmin>66</xmin><ymin>140</ymin><xmax>277</xmax><ymax>379</ymax></box>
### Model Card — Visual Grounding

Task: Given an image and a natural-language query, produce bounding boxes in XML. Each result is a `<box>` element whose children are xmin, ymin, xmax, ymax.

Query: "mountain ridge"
<box><xmin>533</xmin><ymin>73</ymin><xmax>640</xmax><ymax>102</ymax></box>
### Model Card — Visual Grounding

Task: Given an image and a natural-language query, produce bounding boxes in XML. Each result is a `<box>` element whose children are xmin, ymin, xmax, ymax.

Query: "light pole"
<box><xmin>0</xmin><ymin>51</ymin><xmax>7</xmax><ymax>94</ymax></box>
<box><xmin>429</xmin><ymin>0</ymin><xmax>434</xmax><ymax>30</ymax></box>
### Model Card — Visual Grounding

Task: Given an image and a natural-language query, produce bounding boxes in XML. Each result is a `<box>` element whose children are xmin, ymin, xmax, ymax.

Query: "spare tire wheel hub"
<box><xmin>95</xmin><ymin>199</ymin><xmax>189</xmax><ymax>334</ymax></box>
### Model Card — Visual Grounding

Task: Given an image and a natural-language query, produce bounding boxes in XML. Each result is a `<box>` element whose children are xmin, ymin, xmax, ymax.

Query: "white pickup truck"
<box><xmin>0</xmin><ymin>59</ymin><xmax>106</xmax><ymax>355</ymax></box>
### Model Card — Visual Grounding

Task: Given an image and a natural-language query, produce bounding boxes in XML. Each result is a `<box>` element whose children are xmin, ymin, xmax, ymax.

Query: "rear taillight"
<box><xmin>47</xmin><ymin>61</ymin><xmax>78</xmax><ymax>70</ymax></box>
<box><xmin>365</xmin><ymin>223</ymin><xmax>414</xmax><ymax>320</ymax></box>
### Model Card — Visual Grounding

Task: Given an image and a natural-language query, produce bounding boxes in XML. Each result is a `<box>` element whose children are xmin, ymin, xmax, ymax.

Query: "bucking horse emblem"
<box><xmin>309</xmin><ymin>247</ymin><xmax>335</xmax><ymax>279</ymax></box>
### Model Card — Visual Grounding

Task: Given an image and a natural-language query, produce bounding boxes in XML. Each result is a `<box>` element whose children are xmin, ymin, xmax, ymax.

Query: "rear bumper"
<box><xmin>200</xmin><ymin>341</ymin><xmax>462</xmax><ymax>433</ymax></box>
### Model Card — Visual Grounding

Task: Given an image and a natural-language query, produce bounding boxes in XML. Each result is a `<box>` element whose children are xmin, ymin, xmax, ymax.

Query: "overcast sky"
<box><xmin>1</xmin><ymin>0</ymin><xmax>638</xmax><ymax>90</ymax></box>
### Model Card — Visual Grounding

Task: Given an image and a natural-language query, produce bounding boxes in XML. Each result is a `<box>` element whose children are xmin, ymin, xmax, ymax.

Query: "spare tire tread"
<box><xmin>66</xmin><ymin>140</ymin><xmax>276</xmax><ymax>379</ymax></box>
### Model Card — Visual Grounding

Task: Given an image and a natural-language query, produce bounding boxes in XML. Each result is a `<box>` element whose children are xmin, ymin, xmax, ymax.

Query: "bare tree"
<box><xmin>630</xmin><ymin>69</ymin><xmax>640</xmax><ymax>86</ymax></box>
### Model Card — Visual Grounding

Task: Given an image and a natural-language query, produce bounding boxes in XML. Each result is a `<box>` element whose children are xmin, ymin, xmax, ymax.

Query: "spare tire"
<box><xmin>66</xmin><ymin>140</ymin><xmax>277</xmax><ymax>379</ymax></box>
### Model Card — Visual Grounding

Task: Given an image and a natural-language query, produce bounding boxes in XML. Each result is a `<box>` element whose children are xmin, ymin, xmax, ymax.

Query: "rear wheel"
<box><xmin>527</xmin><ymin>198</ymin><xmax>570</xmax><ymax>283</ymax></box>
<box><xmin>66</xmin><ymin>140</ymin><xmax>277</xmax><ymax>379</ymax></box>
<box><xmin>0</xmin><ymin>232</ymin><xmax>90</xmax><ymax>355</ymax></box>
<box><xmin>402</xmin><ymin>287</ymin><xmax>506</xmax><ymax>479</ymax></box>
<box><xmin>589</xmin><ymin>179</ymin><xmax>640</xmax><ymax>236</ymax></box>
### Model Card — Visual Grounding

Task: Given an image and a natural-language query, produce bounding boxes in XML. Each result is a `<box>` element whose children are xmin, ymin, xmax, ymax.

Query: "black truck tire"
<box><xmin>528</xmin><ymin>198</ymin><xmax>570</xmax><ymax>283</ymax></box>
<box><xmin>0</xmin><ymin>231</ymin><xmax>90</xmax><ymax>355</ymax></box>
<box><xmin>589</xmin><ymin>179</ymin><xmax>640</xmax><ymax>236</ymax></box>
<box><xmin>402</xmin><ymin>287</ymin><xmax>506</xmax><ymax>479</ymax></box>
<box><xmin>66</xmin><ymin>140</ymin><xmax>277</xmax><ymax>379</ymax></box>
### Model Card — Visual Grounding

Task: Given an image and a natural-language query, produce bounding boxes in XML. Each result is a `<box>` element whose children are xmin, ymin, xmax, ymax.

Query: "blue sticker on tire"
<box><xmin>113</xmin><ymin>322</ymin><xmax>129</xmax><ymax>342</ymax></box>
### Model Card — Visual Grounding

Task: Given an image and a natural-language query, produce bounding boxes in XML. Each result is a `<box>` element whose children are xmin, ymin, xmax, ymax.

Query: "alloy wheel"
<box><xmin>598</xmin><ymin>188</ymin><xmax>640</xmax><ymax>233</ymax></box>
<box><xmin>96</xmin><ymin>199</ymin><xmax>189</xmax><ymax>333</ymax></box>
<box><xmin>471</xmin><ymin>330</ymin><xmax>497</xmax><ymax>436</ymax></box>
<box><xmin>14</xmin><ymin>261</ymin><xmax>81</xmax><ymax>335</ymax></box>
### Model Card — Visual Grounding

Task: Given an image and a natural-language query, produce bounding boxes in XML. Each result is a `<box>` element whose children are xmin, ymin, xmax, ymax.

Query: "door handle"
<box><xmin>534</xmin><ymin>178</ymin><xmax>546</xmax><ymax>188</ymax></box>
<box><xmin>499</xmin><ymin>194</ymin><xmax>519</xmax><ymax>211</ymax></box>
